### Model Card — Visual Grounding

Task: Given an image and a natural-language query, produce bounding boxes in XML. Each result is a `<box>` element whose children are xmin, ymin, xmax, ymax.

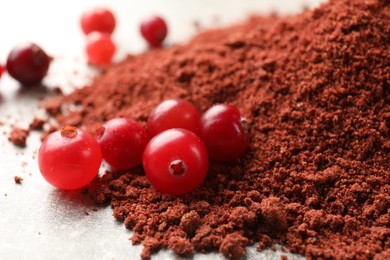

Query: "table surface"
<box><xmin>0</xmin><ymin>1</ymin><xmax>324</xmax><ymax>259</ymax></box>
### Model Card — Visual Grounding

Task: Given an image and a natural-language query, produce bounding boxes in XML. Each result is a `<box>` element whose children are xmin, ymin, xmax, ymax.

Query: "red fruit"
<box><xmin>199</xmin><ymin>104</ymin><xmax>249</xmax><ymax>162</ymax></box>
<box><xmin>81</xmin><ymin>7</ymin><xmax>116</xmax><ymax>35</ymax></box>
<box><xmin>140</xmin><ymin>15</ymin><xmax>168</xmax><ymax>48</ymax></box>
<box><xmin>38</xmin><ymin>126</ymin><xmax>102</xmax><ymax>190</ymax></box>
<box><xmin>147</xmin><ymin>99</ymin><xmax>200</xmax><ymax>138</ymax></box>
<box><xmin>96</xmin><ymin>118</ymin><xmax>148</xmax><ymax>171</ymax></box>
<box><xmin>6</xmin><ymin>43</ymin><xmax>50</xmax><ymax>86</ymax></box>
<box><xmin>0</xmin><ymin>64</ymin><xmax>3</xmax><ymax>78</ymax></box>
<box><xmin>86</xmin><ymin>32</ymin><xmax>116</xmax><ymax>66</ymax></box>
<box><xmin>143</xmin><ymin>128</ymin><xmax>208</xmax><ymax>195</ymax></box>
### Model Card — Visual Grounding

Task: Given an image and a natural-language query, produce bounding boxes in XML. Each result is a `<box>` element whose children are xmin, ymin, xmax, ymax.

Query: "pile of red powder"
<box><xmin>43</xmin><ymin>0</ymin><xmax>389</xmax><ymax>259</ymax></box>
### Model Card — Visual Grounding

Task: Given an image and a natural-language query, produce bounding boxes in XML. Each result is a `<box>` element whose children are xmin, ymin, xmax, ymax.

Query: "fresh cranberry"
<box><xmin>199</xmin><ymin>104</ymin><xmax>249</xmax><ymax>162</ymax></box>
<box><xmin>147</xmin><ymin>99</ymin><xmax>200</xmax><ymax>138</ymax></box>
<box><xmin>85</xmin><ymin>32</ymin><xmax>116</xmax><ymax>66</ymax></box>
<box><xmin>0</xmin><ymin>64</ymin><xmax>4</xmax><ymax>79</ymax></box>
<box><xmin>96</xmin><ymin>118</ymin><xmax>148</xmax><ymax>171</ymax></box>
<box><xmin>81</xmin><ymin>7</ymin><xmax>116</xmax><ymax>35</ymax></box>
<box><xmin>38</xmin><ymin>126</ymin><xmax>102</xmax><ymax>190</ymax></box>
<box><xmin>140</xmin><ymin>15</ymin><xmax>168</xmax><ymax>48</ymax></box>
<box><xmin>143</xmin><ymin>128</ymin><xmax>208</xmax><ymax>195</ymax></box>
<box><xmin>6</xmin><ymin>43</ymin><xmax>51</xmax><ymax>86</ymax></box>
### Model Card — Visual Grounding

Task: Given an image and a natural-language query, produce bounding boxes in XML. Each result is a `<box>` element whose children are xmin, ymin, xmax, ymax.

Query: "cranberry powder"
<box><xmin>42</xmin><ymin>0</ymin><xmax>389</xmax><ymax>259</ymax></box>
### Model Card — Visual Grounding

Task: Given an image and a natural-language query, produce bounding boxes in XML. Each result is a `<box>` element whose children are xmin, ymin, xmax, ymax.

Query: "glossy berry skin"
<box><xmin>81</xmin><ymin>7</ymin><xmax>116</xmax><ymax>35</ymax></box>
<box><xmin>86</xmin><ymin>32</ymin><xmax>116</xmax><ymax>66</ymax></box>
<box><xmin>140</xmin><ymin>16</ymin><xmax>168</xmax><ymax>48</ymax></box>
<box><xmin>147</xmin><ymin>99</ymin><xmax>200</xmax><ymax>138</ymax></box>
<box><xmin>38</xmin><ymin>126</ymin><xmax>102</xmax><ymax>190</ymax></box>
<box><xmin>199</xmin><ymin>104</ymin><xmax>249</xmax><ymax>162</ymax></box>
<box><xmin>96</xmin><ymin>118</ymin><xmax>148</xmax><ymax>171</ymax></box>
<box><xmin>143</xmin><ymin>128</ymin><xmax>208</xmax><ymax>195</ymax></box>
<box><xmin>6</xmin><ymin>43</ymin><xmax>50</xmax><ymax>86</ymax></box>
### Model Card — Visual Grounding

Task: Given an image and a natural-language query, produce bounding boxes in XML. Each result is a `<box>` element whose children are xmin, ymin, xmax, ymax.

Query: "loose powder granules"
<box><xmin>29</xmin><ymin>117</ymin><xmax>45</xmax><ymax>131</ymax></box>
<box><xmin>8</xmin><ymin>127</ymin><xmax>29</xmax><ymax>147</ymax></box>
<box><xmin>42</xmin><ymin>0</ymin><xmax>389</xmax><ymax>259</ymax></box>
<box><xmin>14</xmin><ymin>176</ymin><xmax>23</xmax><ymax>184</ymax></box>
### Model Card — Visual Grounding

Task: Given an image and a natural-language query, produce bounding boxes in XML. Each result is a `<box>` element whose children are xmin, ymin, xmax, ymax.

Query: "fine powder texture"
<box><xmin>44</xmin><ymin>0</ymin><xmax>389</xmax><ymax>259</ymax></box>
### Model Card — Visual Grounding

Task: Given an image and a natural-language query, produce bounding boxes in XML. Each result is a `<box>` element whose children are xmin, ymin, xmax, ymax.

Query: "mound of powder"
<box><xmin>43</xmin><ymin>0</ymin><xmax>389</xmax><ymax>259</ymax></box>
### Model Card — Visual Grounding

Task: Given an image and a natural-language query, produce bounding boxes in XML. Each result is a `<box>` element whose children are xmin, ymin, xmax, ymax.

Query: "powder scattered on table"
<box><xmin>14</xmin><ymin>176</ymin><xmax>23</xmax><ymax>184</ymax></box>
<box><xmin>8</xmin><ymin>127</ymin><xmax>29</xmax><ymax>147</ymax></box>
<box><xmin>42</xmin><ymin>0</ymin><xmax>389</xmax><ymax>259</ymax></box>
<box><xmin>29</xmin><ymin>117</ymin><xmax>46</xmax><ymax>131</ymax></box>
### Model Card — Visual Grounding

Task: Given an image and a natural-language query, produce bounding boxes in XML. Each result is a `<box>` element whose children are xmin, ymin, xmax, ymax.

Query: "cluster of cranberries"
<box><xmin>81</xmin><ymin>7</ymin><xmax>116</xmax><ymax>66</ymax></box>
<box><xmin>82</xmin><ymin>7</ymin><xmax>168</xmax><ymax>66</ymax></box>
<box><xmin>38</xmin><ymin>99</ymin><xmax>249</xmax><ymax>195</ymax></box>
<box><xmin>0</xmin><ymin>7</ymin><xmax>168</xmax><ymax>85</ymax></box>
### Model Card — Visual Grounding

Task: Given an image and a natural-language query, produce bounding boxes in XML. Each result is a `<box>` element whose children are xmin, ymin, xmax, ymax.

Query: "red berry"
<box><xmin>96</xmin><ymin>118</ymin><xmax>148</xmax><ymax>171</ymax></box>
<box><xmin>147</xmin><ymin>99</ymin><xmax>200</xmax><ymax>138</ymax></box>
<box><xmin>6</xmin><ymin>43</ymin><xmax>50</xmax><ymax>86</ymax></box>
<box><xmin>143</xmin><ymin>128</ymin><xmax>208</xmax><ymax>195</ymax></box>
<box><xmin>199</xmin><ymin>104</ymin><xmax>249</xmax><ymax>162</ymax></box>
<box><xmin>38</xmin><ymin>126</ymin><xmax>102</xmax><ymax>190</ymax></box>
<box><xmin>0</xmin><ymin>64</ymin><xmax>3</xmax><ymax>79</ymax></box>
<box><xmin>81</xmin><ymin>7</ymin><xmax>116</xmax><ymax>35</ymax></box>
<box><xmin>86</xmin><ymin>32</ymin><xmax>116</xmax><ymax>66</ymax></box>
<box><xmin>140</xmin><ymin>16</ymin><xmax>168</xmax><ymax>48</ymax></box>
